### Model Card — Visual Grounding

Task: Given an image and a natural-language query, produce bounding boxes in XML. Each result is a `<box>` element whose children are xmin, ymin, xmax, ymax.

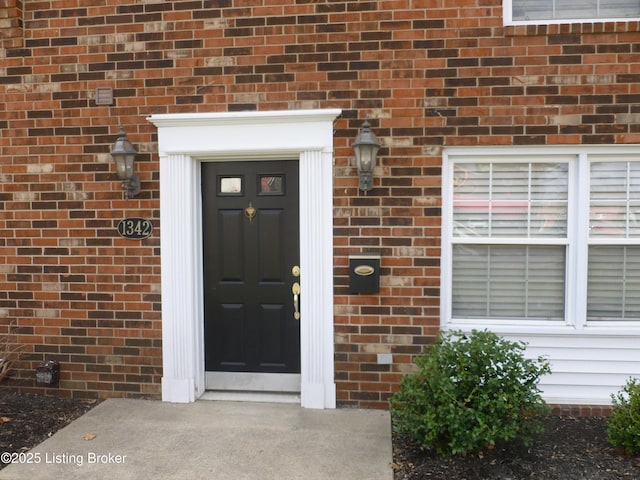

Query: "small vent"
<box><xmin>95</xmin><ymin>87</ymin><xmax>114</xmax><ymax>105</ymax></box>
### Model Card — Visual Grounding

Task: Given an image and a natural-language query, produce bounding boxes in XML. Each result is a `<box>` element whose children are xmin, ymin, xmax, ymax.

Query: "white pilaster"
<box><xmin>159</xmin><ymin>153</ymin><xmax>204</xmax><ymax>403</ymax></box>
<box><xmin>300</xmin><ymin>149</ymin><xmax>336</xmax><ymax>408</ymax></box>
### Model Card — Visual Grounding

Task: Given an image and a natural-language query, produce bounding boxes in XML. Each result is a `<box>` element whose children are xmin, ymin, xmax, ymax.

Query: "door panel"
<box><xmin>218</xmin><ymin>303</ymin><xmax>245</xmax><ymax>366</ymax></box>
<box><xmin>258</xmin><ymin>209</ymin><xmax>285</xmax><ymax>282</ymax></box>
<box><xmin>259</xmin><ymin>303</ymin><xmax>286</xmax><ymax>364</ymax></box>
<box><xmin>219</xmin><ymin>210</ymin><xmax>245</xmax><ymax>281</ymax></box>
<box><xmin>202</xmin><ymin>160</ymin><xmax>300</xmax><ymax>375</ymax></box>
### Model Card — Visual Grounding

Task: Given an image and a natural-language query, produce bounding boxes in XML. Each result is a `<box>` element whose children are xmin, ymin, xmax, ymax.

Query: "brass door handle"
<box><xmin>292</xmin><ymin>282</ymin><xmax>300</xmax><ymax>320</ymax></box>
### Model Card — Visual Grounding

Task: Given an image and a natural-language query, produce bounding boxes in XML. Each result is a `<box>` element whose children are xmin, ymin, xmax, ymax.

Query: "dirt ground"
<box><xmin>0</xmin><ymin>390</ymin><xmax>97</xmax><ymax>469</ymax></box>
<box><xmin>393</xmin><ymin>415</ymin><xmax>640</xmax><ymax>479</ymax></box>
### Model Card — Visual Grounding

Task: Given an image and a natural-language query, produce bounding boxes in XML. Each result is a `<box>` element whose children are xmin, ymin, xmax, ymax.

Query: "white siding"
<box><xmin>500</xmin><ymin>332</ymin><xmax>640</xmax><ymax>405</ymax></box>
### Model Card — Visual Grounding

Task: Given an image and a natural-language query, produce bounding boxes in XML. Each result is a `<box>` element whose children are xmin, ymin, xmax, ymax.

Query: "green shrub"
<box><xmin>608</xmin><ymin>377</ymin><xmax>640</xmax><ymax>455</ymax></box>
<box><xmin>391</xmin><ymin>329</ymin><xmax>551</xmax><ymax>456</ymax></box>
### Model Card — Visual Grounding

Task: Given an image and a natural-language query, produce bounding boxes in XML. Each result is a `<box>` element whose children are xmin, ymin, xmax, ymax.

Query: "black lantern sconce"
<box><xmin>111</xmin><ymin>126</ymin><xmax>140</xmax><ymax>199</ymax></box>
<box><xmin>352</xmin><ymin>120</ymin><xmax>381</xmax><ymax>193</ymax></box>
<box><xmin>35</xmin><ymin>360</ymin><xmax>60</xmax><ymax>387</ymax></box>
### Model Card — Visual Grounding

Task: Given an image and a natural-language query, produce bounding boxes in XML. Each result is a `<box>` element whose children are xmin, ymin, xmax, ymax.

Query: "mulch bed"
<box><xmin>0</xmin><ymin>390</ymin><xmax>97</xmax><ymax>469</ymax></box>
<box><xmin>393</xmin><ymin>415</ymin><xmax>640</xmax><ymax>479</ymax></box>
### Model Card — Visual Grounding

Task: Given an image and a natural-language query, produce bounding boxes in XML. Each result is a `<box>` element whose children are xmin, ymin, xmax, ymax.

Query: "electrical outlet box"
<box><xmin>377</xmin><ymin>353</ymin><xmax>393</xmax><ymax>365</ymax></box>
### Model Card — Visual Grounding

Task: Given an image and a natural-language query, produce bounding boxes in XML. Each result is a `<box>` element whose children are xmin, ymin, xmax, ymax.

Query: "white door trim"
<box><xmin>147</xmin><ymin>109</ymin><xmax>341</xmax><ymax>408</ymax></box>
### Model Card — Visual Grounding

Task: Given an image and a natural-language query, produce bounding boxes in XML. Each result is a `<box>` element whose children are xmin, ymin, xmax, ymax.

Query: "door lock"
<box><xmin>292</xmin><ymin>282</ymin><xmax>301</xmax><ymax>320</ymax></box>
<box><xmin>292</xmin><ymin>265</ymin><xmax>300</xmax><ymax>277</ymax></box>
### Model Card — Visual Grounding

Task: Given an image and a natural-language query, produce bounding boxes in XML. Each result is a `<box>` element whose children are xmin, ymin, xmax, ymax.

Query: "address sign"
<box><xmin>117</xmin><ymin>218</ymin><xmax>153</xmax><ymax>240</ymax></box>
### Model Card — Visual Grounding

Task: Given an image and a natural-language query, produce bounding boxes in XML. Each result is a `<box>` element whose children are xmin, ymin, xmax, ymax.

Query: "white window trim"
<box><xmin>442</xmin><ymin>145</ymin><xmax>640</xmax><ymax>336</ymax></box>
<box><xmin>503</xmin><ymin>0</ymin><xmax>640</xmax><ymax>26</ymax></box>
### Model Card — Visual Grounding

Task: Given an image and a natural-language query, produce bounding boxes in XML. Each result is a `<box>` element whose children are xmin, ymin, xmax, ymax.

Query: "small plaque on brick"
<box><xmin>117</xmin><ymin>218</ymin><xmax>153</xmax><ymax>240</ymax></box>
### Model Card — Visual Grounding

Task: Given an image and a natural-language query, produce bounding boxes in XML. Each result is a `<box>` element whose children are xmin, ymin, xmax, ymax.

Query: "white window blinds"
<box><xmin>453</xmin><ymin>162</ymin><xmax>568</xmax><ymax>238</ymax></box>
<box><xmin>588</xmin><ymin>246</ymin><xmax>640</xmax><ymax>320</ymax></box>
<box><xmin>590</xmin><ymin>161</ymin><xmax>640</xmax><ymax>238</ymax></box>
<box><xmin>445</xmin><ymin>149</ymin><xmax>640</xmax><ymax>327</ymax></box>
<box><xmin>588</xmin><ymin>160</ymin><xmax>640</xmax><ymax>321</ymax></box>
<box><xmin>450</xmin><ymin>160</ymin><xmax>569</xmax><ymax>321</ymax></box>
<box><xmin>452</xmin><ymin>245</ymin><xmax>566</xmax><ymax>320</ymax></box>
<box><xmin>509</xmin><ymin>0</ymin><xmax>640</xmax><ymax>23</ymax></box>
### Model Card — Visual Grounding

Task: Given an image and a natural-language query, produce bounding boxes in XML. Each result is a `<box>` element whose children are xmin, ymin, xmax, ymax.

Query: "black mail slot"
<box><xmin>349</xmin><ymin>253</ymin><xmax>381</xmax><ymax>294</ymax></box>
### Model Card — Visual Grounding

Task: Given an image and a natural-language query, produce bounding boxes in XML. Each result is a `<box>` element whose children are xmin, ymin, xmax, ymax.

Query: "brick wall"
<box><xmin>0</xmin><ymin>0</ymin><xmax>638</xmax><ymax>406</ymax></box>
<box><xmin>549</xmin><ymin>404</ymin><xmax>613</xmax><ymax>417</ymax></box>
<box><xmin>0</xmin><ymin>0</ymin><xmax>23</xmax><ymax>49</ymax></box>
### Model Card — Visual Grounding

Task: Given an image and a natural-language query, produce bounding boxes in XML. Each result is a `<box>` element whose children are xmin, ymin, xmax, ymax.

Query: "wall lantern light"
<box><xmin>352</xmin><ymin>120</ymin><xmax>381</xmax><ymax>193</ymax></box>
<box><xmin>111</xmin><ymin>126</ymin><xmax>140</xmax><ymax>199</ymax></box>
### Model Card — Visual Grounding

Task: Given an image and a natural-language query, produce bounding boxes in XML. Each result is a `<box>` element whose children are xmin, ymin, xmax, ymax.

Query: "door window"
<box><xmin>258</xmin><ymin>175</ymin><xmax>284</xmax><ymax>195</ymax></box>
<box><xmin>219</xmin><ymin>176</ymin><xmax>243</xmax><ymax>195</ymax></box>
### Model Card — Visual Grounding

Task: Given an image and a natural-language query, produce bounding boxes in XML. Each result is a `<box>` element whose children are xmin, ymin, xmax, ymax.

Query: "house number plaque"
<box><xmin>117</xmin><ymin>218</ymin><xmax>153</xmax><ymax>240</ymax></box>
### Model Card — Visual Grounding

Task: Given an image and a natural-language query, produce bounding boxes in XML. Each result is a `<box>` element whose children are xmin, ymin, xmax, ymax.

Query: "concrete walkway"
<box><xmin>0</xmin><ymin>399</ymin><xmax>393</xmax><ymax>480</ymax></box>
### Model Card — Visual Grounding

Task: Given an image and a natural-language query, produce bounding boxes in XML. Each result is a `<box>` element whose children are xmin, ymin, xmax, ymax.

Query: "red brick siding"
<box><xmin>0</xmin><ymin>0</ymin><xmax>23</xmax><ymax>49</ymax></box>
<box><xmin>0</xmin><ymin>0</ymin><xmax>638</xmax><ymax>406</ymax></box>
<box><xmin>550</xmin><ymin>404</ymin><xmax>613</xmax><ymax>418</ymax></box>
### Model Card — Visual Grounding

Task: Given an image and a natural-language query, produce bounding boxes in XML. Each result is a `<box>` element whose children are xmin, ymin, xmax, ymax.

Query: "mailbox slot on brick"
<box><xmin>349</xmin><ymin>253</ymin><xmax>381</xmax><ymax>294</ymax></box>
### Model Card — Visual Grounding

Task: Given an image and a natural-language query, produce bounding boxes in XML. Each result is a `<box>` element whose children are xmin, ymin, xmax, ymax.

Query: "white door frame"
<box><xmin>147</xmin><ymin>109</ymin><xmax>341</xmax><ymax>408</ymax></box>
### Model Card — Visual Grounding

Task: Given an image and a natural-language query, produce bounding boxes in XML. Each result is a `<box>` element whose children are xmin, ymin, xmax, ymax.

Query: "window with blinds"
<box><xmin>506</xmin><ymin>0</ymin><xmax>640</xmax><ymax>24</ymax></box>
<box><xmin>452</xmin><ymin>245</ymin><xmax>566</xmax><ymax>320</ymax></box>
<box><xmin>443</xmin><ymin>149</ymin><xmax>640</xmax><ymax>327</ymax></box>
<box><xmin>452</xmin><ymin>162</ymin><xmax>568</xmax><ymax>238</ymax></box>
<box><xmin>588</xmin><ymin>161</ymin><xmax>640</xmax><ymax>321</ymax></box>
<box><xmin>450</xmin><ymin>160</ymin><xmax>569</xmax><ymax>322</ymax></box>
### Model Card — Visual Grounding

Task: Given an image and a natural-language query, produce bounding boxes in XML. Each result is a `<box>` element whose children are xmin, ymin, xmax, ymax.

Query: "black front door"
<box><xmin>202</xmin><ymin>160</ymin><xmax>300</xmax><ymax>374</ymax></box>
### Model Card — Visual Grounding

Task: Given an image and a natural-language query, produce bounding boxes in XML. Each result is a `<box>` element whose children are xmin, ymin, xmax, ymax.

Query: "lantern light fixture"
<box><xmin>352</xmin><ymin>120</ymin><xmax>381</xmax><ymax>193</ymax></box>
<box><xmin>111</xmin><ymin>126</ymin><xmax>140</xmax><ymax>199</ymax></box>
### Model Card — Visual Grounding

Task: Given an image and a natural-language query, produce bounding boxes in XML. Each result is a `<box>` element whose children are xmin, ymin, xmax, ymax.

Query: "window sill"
<box><xmin>444</xmin><ymin>322</ymin><xmax>640</xmax><ymax>337</ymax></box>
